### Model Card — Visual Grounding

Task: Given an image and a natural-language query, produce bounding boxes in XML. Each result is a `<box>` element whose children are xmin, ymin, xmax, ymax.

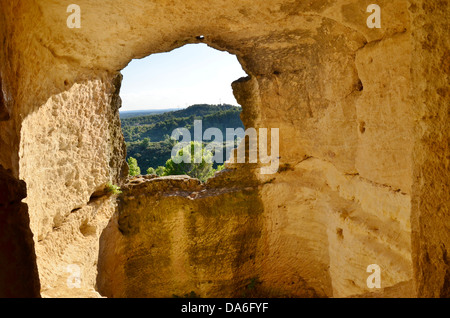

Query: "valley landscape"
<box><xmin>121</xmin><ymin>104</ymin><xmax>244</xmax><ymax>178</ymax></box>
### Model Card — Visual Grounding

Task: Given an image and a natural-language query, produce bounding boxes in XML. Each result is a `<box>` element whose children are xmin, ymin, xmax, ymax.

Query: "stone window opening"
<box><xmin>118</xmin><ymin>43</ymin><xmax>248</xmax><ymax>182</ymax></box>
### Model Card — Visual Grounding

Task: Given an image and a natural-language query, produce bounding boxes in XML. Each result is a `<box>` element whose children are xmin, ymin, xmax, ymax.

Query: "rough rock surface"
<box><xmin>98</xmin><ymin>172</ymin><xmax>264</xmax><ymax>298</ymax></box>
<box><xmin>408</xmin><ymin>0</ymin><xmax>450</xmax><ymax>298</ymax></box>
<box><xmin>0</xmin><ymin>0</ymin><xmax>448</xmax><ymax>297</ymax></box>
<box><xmin>18</xmin><ymin>73</ymin><xmax>127</xmax><ymax>297</ymax></box>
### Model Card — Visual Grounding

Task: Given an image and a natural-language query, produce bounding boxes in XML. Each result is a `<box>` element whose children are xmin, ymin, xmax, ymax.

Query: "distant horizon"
<box><xmin>119</xmin><ymin>103</ymin><xmax>241</xmax><ymax>113</ymax></box>
<box><xmin>119</xmin><ymin>107</ymin><xmax>178</xmax><ymax>113</ymax></box>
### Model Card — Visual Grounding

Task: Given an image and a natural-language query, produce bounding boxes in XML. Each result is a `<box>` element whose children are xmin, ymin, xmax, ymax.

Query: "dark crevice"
<box><xmin>0</xmin><ymin>75</ymin><xmax>10</xmax><ymax>121</ymax></box>
<box><xmin>359</xmin><ymin>121</ymin><xmax>366</xmax><ymax>134</ymax></box>
<box><xmin>0</xmin><ymin>165</ymin><xmax>41</xmax><ymax>297</ymax></box>
<box><xmin>336</xmin><ymin>228</ymin><xmax>344</xmax><ymax>241</ymax></box>
<box><xmin>355</xmin><ymin>79</ymin><xmax>363</xmax><ymax>91</ymax></box>
<box><xmin>88</xmin><ymin>190</ymin><xmax>108</xmax><ymax>204</ymax></box>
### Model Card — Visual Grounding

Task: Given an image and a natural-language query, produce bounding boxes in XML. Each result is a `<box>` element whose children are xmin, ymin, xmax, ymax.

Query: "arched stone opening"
<box><xmin>119</xmin><ymin>43</ymin><xmax>249</xmax><ymax>180</ymax></box>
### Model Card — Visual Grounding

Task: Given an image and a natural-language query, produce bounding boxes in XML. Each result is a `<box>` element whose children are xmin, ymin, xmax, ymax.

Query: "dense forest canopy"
<box><xmin>119</xmin><ymin>109</ymin><xmax>177</xmax><ymax>119</ymax></box>
<box><xmin>120</xmin><ymin>104</ymin><xmax>244</xmax><ymax>179</ymax></box>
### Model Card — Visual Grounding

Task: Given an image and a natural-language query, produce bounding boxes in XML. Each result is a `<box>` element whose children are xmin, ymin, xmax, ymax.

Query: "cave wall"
<box><xmin>0</xmin><ymin>1</ymin><xmax>41</xmax><ymax>298</ymax></box>
<box><xmin>97</xmin><ymin>173</ymin><xmax>264</xmax><ymax>298</ymax></box>
<box><xmin>19</xmin><ymin>74</ymin><xmax>127</xmax><ymax>297</ymax></box>
<box><xmin>229</xmin><ymin>0</ymin><xmax>416</xmax><ymax>297</ymax></box>
<box><xmin>0</xmin><ymin>0</ymin><xmax>447</xmax><ymax>297</ymax></box>
<box><xmin>409</xmin><ymin>0</ymin><xmax>450</xmax><ymax>298</ymax></box>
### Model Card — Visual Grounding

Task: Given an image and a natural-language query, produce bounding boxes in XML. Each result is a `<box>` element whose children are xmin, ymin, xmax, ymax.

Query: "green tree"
<box><xmin>121</xmin><ymin>104</ymin><xmax>244</xmax><ymax>173</ymax></box>
<box><xmin>155</xmin><ymin>166</ymin><xmax>166</xmax><ymax>176</ymax></box>
<box><xmin>128</xmin><ymin>157</ymin><xmax>141</xmax><ymax>176</ymax></box>
<box><xmin>146</xmin><ymin>166</ymin><xmax>166</xmax><ymax>176</ymax></box>
<box><xmin>141</xmin><ymin>137</ymin><xmax>151</xmax><ymax>148</ymax></box>
<box><xmin>164</xmin><ymin>141</ymin><xmax>216</xmax><ymax>182</ymax></box>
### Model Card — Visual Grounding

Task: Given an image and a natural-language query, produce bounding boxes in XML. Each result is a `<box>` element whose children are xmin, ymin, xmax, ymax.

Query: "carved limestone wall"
<box><xmin>0</xmin><ymin>0</ymin><xmax>447</xmax><ymax>297</ymax></box>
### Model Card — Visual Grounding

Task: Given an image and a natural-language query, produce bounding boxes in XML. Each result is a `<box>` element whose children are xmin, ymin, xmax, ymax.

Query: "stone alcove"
<box><xmin>0</xmin><ymin>0</ymin><xmax>448</xmax><ymax>298</ymax></box>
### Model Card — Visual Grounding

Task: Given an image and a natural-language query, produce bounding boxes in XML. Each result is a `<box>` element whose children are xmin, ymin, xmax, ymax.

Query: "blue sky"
<box><xmin>119</xmin><ymin>44</ymin><xmax>248</xmax><ymax>111</ymax></box>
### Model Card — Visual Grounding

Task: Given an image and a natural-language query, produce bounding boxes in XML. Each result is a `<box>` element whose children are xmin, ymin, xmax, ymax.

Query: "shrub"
<box><xmin>106</xmin><ymin>182</ymin><xmax>122</xmax><ymax>195</ymax></box>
